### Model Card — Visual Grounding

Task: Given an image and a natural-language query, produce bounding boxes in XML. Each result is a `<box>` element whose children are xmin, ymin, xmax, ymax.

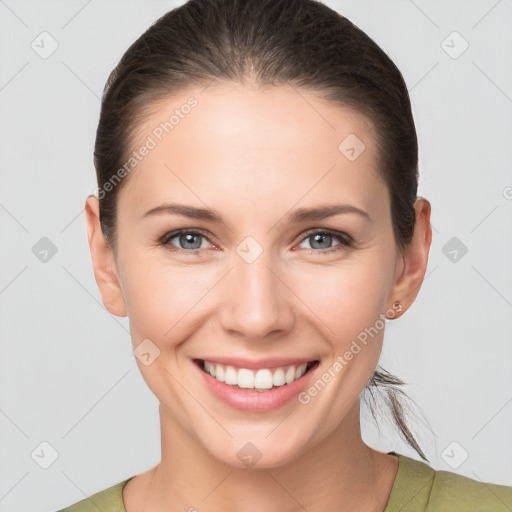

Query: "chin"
<box><xmin>203</xmin><ymin>429</ymin><xmax>313</xmax><ymax>470</ymax></box>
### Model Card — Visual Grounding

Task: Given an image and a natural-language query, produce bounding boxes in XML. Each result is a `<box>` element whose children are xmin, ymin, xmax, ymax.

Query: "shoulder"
<box><xmin>429</xmin><ymin>467</ymin><xmax>512</xmax><ymax>511</ymax></box>
<box><xmin>54</xmin><ymin>477</ymin><xmax>133</xmax><ymax>512</ymax></box>
<box><xmin>385</xmin><ymin>453</ymin><xmax>512</xmax><ymax>512</ymax></box>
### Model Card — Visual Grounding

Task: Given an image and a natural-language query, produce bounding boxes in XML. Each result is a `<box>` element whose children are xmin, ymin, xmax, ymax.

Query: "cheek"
<box><xmin>121</xmin><ymin>253</ymin><xmax>216</xmax><ymax>346</ymax></box>
<box><xmin>293</xmin><ymin>258</ymin><xmax>390</xmax><ymax>352</ymax></box>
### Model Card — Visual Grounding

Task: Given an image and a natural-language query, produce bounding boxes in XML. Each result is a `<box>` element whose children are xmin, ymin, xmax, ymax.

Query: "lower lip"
<box><xmin>193</xmin><ymin>360</ymin><xmax>319</xmax><ymax>413</ymax></box>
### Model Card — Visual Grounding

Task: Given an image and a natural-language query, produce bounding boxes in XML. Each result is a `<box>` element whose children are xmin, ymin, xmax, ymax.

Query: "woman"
<box><xmin>56</xmin><ymin>0</ymin><xmax>512</xmax><ymax>510</ymax></box>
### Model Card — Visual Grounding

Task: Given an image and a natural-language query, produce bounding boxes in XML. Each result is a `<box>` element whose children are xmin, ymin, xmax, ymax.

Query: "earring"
<box><xmin>386</xmin><ymin>300</ymin><xmax>403</xmax><ymax>319</ymax></box>
<box><xmin>393</xmin><ymin>301</ymin><xmax>403</xmax><ymax>313</ymax></box>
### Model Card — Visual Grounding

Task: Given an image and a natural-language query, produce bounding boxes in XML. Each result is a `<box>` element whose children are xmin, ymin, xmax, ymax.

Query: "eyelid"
<box><xmin>161</xmin><ymin>227</ymin><xmax>210</xmax><ymax>244</ymax></box>
<box><xmin>160</xmin><ymin>228</ymin><xmax>217</xmax><ymax>251</ymax></box>
<box><xmin>299</xmin><ymin>228</ymin><xmax>353</xmax><ymax>245</ymax></box>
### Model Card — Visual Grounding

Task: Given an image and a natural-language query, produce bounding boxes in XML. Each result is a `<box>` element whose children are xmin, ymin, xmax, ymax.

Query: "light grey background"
<box><xmin>0</xmin><ymin>0</ymin><xmax>511</xmax><ymax>511</ymax></box>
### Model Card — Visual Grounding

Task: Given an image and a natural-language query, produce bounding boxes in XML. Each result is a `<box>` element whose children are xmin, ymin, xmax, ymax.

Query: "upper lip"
<box><xmin>194</xmin><ymin>357</ymin><xmax>318</xmax><ymax>370</ymax></box>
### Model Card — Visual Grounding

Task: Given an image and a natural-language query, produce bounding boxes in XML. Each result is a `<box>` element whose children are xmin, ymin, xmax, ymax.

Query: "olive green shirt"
<box><xmin>55</xmin><ymin>452</ymin><xmax>512</xmax><ymax>511</ymax></box>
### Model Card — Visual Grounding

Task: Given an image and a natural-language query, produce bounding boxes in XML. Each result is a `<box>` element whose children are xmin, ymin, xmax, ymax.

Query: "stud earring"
<box><xmin>386</xmin><ymin>300</ymin><xmax>403</xmax><ymax>319</ymax></box>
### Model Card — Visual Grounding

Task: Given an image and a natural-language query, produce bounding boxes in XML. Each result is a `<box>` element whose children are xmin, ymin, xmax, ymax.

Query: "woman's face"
<box><xmin>88</xmin><ymin>83</ymin><xmax>426</xmax><ymax>468</ymax></box>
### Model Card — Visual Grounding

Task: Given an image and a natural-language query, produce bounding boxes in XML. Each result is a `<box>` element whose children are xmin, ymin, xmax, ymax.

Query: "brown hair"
<box><xmin>94</xmin><ymin>0</ymin><xmax>428</xmax><ymax>461</ymax></box>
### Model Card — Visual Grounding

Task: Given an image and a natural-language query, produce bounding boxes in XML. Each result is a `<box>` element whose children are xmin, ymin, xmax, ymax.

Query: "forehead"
<box><xmin>118</xmin><ymin>83</ymin><xmax>388</xmax><ymax>220</ymax></box>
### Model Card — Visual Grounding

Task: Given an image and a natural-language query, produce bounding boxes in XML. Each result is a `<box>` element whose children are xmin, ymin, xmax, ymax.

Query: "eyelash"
<box><xmin>159</xmin><ymin>228</ymin><xmax>353</xmax><ymax>256</ymax></box>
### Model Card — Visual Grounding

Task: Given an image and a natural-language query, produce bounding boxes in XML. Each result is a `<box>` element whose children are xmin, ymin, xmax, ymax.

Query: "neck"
<box><xmin>130</xmin><ymin>401</ymin><xmax>398</xmax><ymax>512</ymax></box>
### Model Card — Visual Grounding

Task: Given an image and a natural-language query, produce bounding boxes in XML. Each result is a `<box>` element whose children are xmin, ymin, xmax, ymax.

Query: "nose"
<box><xmin>218</xmin><ymin>247</ymin><xmax>295</xmax><ymax>341</ymax></box>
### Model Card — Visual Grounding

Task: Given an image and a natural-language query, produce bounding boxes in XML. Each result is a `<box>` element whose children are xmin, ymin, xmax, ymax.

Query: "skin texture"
<box><xmin>85</xmin><ymin>83</ymin><xmax>432</xmax><ymax>512</ymax></box>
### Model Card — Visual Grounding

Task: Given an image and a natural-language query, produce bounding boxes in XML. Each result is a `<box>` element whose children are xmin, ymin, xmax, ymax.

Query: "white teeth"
<box><xmin>215</xmin><ymin>364</ymin><xmax>225</xmax><ymax>383</ymax></box>
<box><xmin>285</xmin><ymin>366</ymin><xmax>296</xmax><ymax>384</ymax></box>
<box><xmin>201</xmin><ymin>360</ymin><xmax>314</xmax><ymax>390</ymax></box>
<box><xmin>237</xmin><ymin>368</ymin><xmax>254</xmax><ymax>389</ymax></box>
<box><xmin>295</xmin><ymin>363</ymin><xmax>307</xmax><ymax>379</ymax></box>
<box><xmin>224</xmin><ymin>365</ymin><xmax>237</xmax><ymax>385</ymax></box>
<box><xmin>272</xmin><ymin>368</ymin><xmax>286</xmax><ymax>387</ymax></box>
<box><xmin>254</xmin><ymin>369</ymin><xmax>273</xmax><ymax>389</ymax></box>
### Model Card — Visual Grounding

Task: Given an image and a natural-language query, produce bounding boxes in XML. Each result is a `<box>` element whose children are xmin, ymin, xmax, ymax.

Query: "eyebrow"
<box><xmin>141</xmin><ymin>202</ymin><xmax>371</xmax><ymax>224</ymax></box>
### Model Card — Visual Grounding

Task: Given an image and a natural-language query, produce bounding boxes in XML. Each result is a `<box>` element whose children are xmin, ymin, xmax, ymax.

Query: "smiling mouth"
<box><xmin>194</xmin><ymin>359</ymin><xmax>319</xmax><ymax>391</ymax></box>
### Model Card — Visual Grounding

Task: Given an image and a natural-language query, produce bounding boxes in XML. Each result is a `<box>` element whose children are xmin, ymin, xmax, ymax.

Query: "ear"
<box><xmin>387</xmin><ymin>197</ymin><xmax>432</xmax><ymax>317</ymax></box>
<box><xmin>84</xmin><ymin>195</ymin><xmax>127</xmax><ymax>317</ymax></box>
